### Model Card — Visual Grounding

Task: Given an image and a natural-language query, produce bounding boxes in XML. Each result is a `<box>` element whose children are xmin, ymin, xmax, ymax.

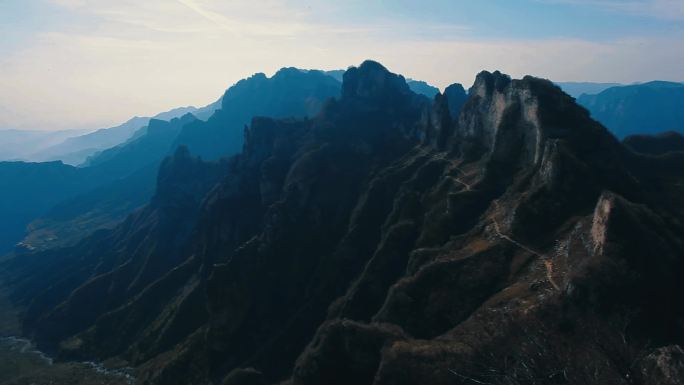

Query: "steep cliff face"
<box><xmin>3</xmin><ymin>61</ymin><xmax>684</xmax><ymax>385</ymax></box>
<box><xmin>284</xmin><ymin>71</ymin><xmax>684</xmax><ymax>385</ymax></box>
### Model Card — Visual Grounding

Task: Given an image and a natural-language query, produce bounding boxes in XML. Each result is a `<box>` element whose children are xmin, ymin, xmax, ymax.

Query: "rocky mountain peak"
<box><xmin>470</xmin><ymin>70</ymin><xmax>511</xmax><ymax>98</ymax></box>
<box><xmin>457</xmin><ymin>71</ymin><xmax>618</xmax><ymax>170</ymax></box>
<box><xmin>220</xmin><ymin>73</ymin><xmax>269</xmax><ymax>109</ymax></box>
<box><xmin>341</xmin><ymin>60</ymin><xmax>412</xmax><ymax>103</ymax></box>
<box><xmin>273</xmin><ymin>67</ymin><xmax>305</xmax><ymax>77</ymax></box>
<box><xmin>443</xmin><ymin>82</ymin><xmax>467</xmax><ymax>118</ymax></box>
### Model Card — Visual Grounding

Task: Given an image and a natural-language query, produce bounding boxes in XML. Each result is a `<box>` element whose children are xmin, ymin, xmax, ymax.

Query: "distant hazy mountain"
<box><xmin>406</xmin><ymin>79</ymin><xmax>440</xmax><ymax>98</ymax></box>
<box><xmin>193</xmin><ymin>97</ymin><xmax>222</xmax><ymax>120</ymax></box>
<box><xmin>556</xmin><ymin>82</ymin><xmax>622</xmax><ymax>98</ymax></box>
<box><xmin>149</xmin><ymin>106</ymin><xmax>197</xmax><ymax>122</ymax></box>
<box><xmin>24</xmin><ymin>103</ymin><xmax>221</xmax><ymax>166</ymax></box>
<box><xmin>85</xmin><ymin>114</ymin><xmax>197</xmax><ymax>174</ymax></box>
<box><xmin>0</xmin><ymin>129</ymin><xmax>89</xmax><ymax>162</ymax></box>
<box><xmin>12</xmin><ymin>114</ymin><xmax>197</xmax><ymax>252</ymax></box>
<box><xmin>0</xmin><ymin>69</ymin><xmax>342</xmax><ymax>253</ymax></box>
<box><xmin>28</xmin><ymin>116</ymin><xmax>151</xmax><ymax>165</ymax></box>
<box><xmin>577</xmin><ymin>81</ymin><xmax>684</xmax><ymax>138</ymax></box>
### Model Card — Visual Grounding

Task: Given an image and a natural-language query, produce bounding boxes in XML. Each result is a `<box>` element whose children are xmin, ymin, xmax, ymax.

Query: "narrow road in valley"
<box><xmin>492</xmin><ymin>201</ymin><xmax>561</xmax><ymax>291</ymax></box>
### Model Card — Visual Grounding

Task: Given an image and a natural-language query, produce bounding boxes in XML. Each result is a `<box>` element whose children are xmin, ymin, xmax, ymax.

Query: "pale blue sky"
<box><xmin>1</xmin><ymin>0</ymin><xmax>683</xmax><ymax>130</ymax></box>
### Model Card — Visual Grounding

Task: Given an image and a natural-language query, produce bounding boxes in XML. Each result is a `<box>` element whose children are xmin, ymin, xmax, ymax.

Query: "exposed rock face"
<box><xmin>2</xmin><ymin>61</ymin><xmax>684</xmax><ymax>385</ymax></box>
<box><xmin>590</xmin><ymin>192</ymin><xmax>614</xmax><ymax>256</ymax></box>
<box><xmin>639</xmin><ymin>345</ymin><xmax>684</xmax><ymax>385</ymax></box>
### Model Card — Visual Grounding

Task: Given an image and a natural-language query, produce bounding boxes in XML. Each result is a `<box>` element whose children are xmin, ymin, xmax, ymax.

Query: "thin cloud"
<box><xmin>540</xmin><ymin>0</ymin><xmax>684</xmax><ymax>20</ymax></box>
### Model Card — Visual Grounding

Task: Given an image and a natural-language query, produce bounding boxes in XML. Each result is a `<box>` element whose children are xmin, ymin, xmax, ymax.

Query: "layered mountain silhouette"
<box><xmin>555</xmin><ymin>81</ymin><xmax>622</xmax><ymax>98</ymax></box>
<box><xmin>2</xmin><ymin>61</ymin><xmax>683</xmax><ymax>385</ymax></box>
<box><xmin>577</xmin><ymin>81</ymin><xmax>684</xmax><ymax>138</ymax></box>
<box><xmin>172</xmin><ymin>67</ymin><xmax>341</xmax><ymax>161</ymax></box>
<box><xmin>0</xmin><ymin>100</ymin><xmax>223</xmax><ymax>166</ymax></box>
<box><xmin>27</xmin><ymin>106</ymin><xmax>212</xmax><ymax>166</ymax></box>
<box><xmin>0</xmin><ymin>129</ymin><xmax>90</xmax><ymax>162</ymax></box>
<box><xmin>18</xmin><ymin>114</ymin><xmax>199</xmax><ymax>252</ymax></box>
<box><xmin>0</xmin><ymin>69</ymin><xmax>343</xmax><ymax>253</ymax></box>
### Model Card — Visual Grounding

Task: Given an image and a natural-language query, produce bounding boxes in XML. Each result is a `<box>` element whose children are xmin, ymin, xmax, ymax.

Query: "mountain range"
<box><xmin>577</xmin><ymin>81</ymin><xmax>684</xmax><ymax>138</ymax></box>
<box><xmin>1</xmin><ymin>67</ymin><xmax>453</xmax><ymax>256</ymax></box>
<box><xmin>554</xmin><ymin>81</ymin><xmax>623</xmax><ymax>98</ymax></box>
<box><xmin>0</xmin><ymin>104</ymin><xmax>217</xmax><ymax>166</ymax></box>
<box><xmin>1</xmin><ymin>61</ymin><xmax>683</xmax><ymax>385</ymax></box>
<box><xmin>0</xmin><ymin>68</ymin><xmax>344</xmax><ymax>254</ymax></box>
<box><xmin>0</xmin><ymin>129</ymin><xmax>91</xmax><ymax>162</ymax></box>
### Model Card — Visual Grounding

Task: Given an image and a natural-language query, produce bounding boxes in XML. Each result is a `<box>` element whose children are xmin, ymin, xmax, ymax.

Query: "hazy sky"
<box><xmin>1</xmin><ymin>0</ymin><xmax>683</xmax><ymax>131</ymax></box>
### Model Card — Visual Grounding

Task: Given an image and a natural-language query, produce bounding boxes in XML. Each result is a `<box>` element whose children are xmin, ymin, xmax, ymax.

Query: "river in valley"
<box><xmin>0</xmin><ymin>336</ymin><xmax>135</xmax><ymax>385</ymax></box>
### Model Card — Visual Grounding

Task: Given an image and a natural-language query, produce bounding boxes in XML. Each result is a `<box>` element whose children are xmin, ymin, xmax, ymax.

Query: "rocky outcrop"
<box><xmin>639</xmin><ymin>345</ymin><xmax>684</xmax><ymax>385</ymax></box>
<box><xmin>443</xmin><ymin>82</ymin><xmax>467</xmax><ymax>118</ymax></box>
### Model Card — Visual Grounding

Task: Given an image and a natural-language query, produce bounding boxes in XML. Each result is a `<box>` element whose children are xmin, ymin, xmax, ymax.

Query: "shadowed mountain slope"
<box><xmin>623</xmin><ymin>131</ymin><xmax>684</xmax><ymax>155</ymax></box>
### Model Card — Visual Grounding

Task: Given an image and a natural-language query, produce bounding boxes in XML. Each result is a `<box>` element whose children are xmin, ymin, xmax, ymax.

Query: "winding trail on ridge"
<box><xmin>491</xmin><ymin>201</ymin><xmax>561</xmax><ymax>291</ymax></box>
<box><xmin>435</xmin><ymin>153</ymin><xmax>559</xmax><ymax>290</ymax></box>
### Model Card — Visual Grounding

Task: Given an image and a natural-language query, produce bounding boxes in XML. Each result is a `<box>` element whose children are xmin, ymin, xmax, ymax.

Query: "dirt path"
<box><xmin>491</xmin><ymin>201</ymin><xmax>561</xmax><ymax>291</ymax></box>
<box><xmin>450</xmin><ymin>176</ymin><xmax>472</xmax><ymax>191</ymax></box>
<box><xmin>449</xmin><ymin>162</ymin><xmax>473</xmax><ymax>191</ymax></box>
